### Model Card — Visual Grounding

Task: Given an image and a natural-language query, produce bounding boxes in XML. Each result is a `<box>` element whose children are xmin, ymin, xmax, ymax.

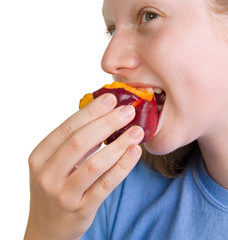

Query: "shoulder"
<box><xmin>83</xmin><ymin>149</ymin><xmax>228</xmax><ymax>240</ymax></box>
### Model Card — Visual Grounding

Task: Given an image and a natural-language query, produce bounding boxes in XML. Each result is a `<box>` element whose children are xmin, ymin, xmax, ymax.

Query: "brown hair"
<box><xmin>141</xmin><ymin>141</ymin><xmax>198</xmax><ymax>178</ymax></box>
<box><xmin>141</xmin><ymin>0</ymin><xmax>228</xmax><ymax>178</ymax></box>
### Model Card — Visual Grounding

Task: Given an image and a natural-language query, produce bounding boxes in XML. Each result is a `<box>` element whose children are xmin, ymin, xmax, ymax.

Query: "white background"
<box><xmin>0</xmin><ymin>0</ymin><xmax>111</xmax><ymax>239</ymax></box>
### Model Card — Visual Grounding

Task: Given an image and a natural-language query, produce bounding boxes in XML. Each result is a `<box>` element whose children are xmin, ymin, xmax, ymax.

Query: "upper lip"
<box><xmin>124</xmin><ymin>81</ymin><xmax>164</xmax><ymax>92</ymax></box>
<box><xmin>126</xmin><ymin>81</ymin><xmax>166</xmax><ymax>106</ymax></box>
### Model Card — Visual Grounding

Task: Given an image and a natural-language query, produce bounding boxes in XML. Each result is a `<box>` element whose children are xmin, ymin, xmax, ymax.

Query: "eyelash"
<box><xmin>141</xmin><ymin>11</ymin><xmax>160</xmax><ymax>23</ymax></box>
<box><xmin>104</xmin><ymin>10</ymin><xmax>160</xmax><ymax>38</ymax></box>
<box><xmin>104</xmin><ymin>27</ymin><xmax>115</xmax><ymax>38</ymax></box>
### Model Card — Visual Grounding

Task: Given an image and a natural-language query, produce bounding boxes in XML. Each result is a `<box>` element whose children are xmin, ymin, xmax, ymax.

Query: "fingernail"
<box><xmin>129</xmin><ymin>145</ymin><xmax>141</xmax><ymax>157</ymax></box>
<box><xmin>102</xmin><ymin>94</ymin><xmax>115</xmax><ymax>106</ymax></box>
<box><xmin>119</xmin><ymin>105</ymin><xmax>135</xmax><ymax>118</ymax></box>
<box><xmin>129</xmin><ymin>127</ymin><xmax>143</xmax><ymax>139</ymax></box>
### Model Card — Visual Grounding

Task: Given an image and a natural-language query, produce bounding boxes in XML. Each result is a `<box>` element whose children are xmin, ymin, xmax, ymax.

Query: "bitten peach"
<box><xmin>79</xmin><ymin>82</ymin><xmax>158</xmax><ymax>144</ymax></box>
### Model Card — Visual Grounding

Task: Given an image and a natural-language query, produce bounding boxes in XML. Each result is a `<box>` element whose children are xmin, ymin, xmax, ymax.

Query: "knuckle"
<box><xmin>37</xmin><ymin>171</ymin><xmax>60</xmax><ymax>197</ymax></box>
<box><xmin>100</xmin><ymin>177</ymin><xmax>114</xmax><ymax>192</ymax></box>
<box><xmin>59</xmin><ymin>121</ymin><xmax>73</xmax><ymax>138</ymax></box>
<box><xmin>28</xmin><ymin>150</ymin><xmax>39</xmax><ymax>171</ymax></box>
<box><xmin>37</xmin><ymin>172</ymin><xmax>50</xmax><ymax>193</ymax></box>
<box><xmin>68</xmin><ymin>134</ymin><xmax>83</xmax><ymax>151</ymax></box>
<box><xmin>87</xmin><ymin>103</ymin><xmax>99</xmax><ymax>118</ymax></box>
<box><xmin>115</xmin><ymin>138</ymin><xmax>126</xmax><ymax>152</ymax></box>
<box><xmin>116</xmin><ymin>159</ymin><xmax>129</xmax><ymax>172</ymax></box>
<box><xmin>104</xmin><ymin>114</ymin><xmax>116</xmax><ymax>129</ymax></box>
<box><xmin>86</xmin><ymin>158</ymin><xmax>100</xmax><ymax>176</ymax></box>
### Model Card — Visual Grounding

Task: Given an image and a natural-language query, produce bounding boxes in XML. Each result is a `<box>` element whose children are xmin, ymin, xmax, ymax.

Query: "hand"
<box><xmin>24</xmin><ymin>93</ymin><xmax>144</xmax><ymax>240</ymax></box>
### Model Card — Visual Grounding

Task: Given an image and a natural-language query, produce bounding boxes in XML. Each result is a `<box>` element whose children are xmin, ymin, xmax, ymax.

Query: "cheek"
<box><xmin>140</xmin><ymin>23</ymin><xmax>226</xmax><ymax>154</ymax></box>
<box><xmin>142</xmin><ymin>20</ymin><xmax>221</xmax><ymax>106</ymax></box>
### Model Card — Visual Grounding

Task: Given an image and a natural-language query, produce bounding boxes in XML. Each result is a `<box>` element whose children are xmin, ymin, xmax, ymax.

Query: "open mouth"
<box><xmin>79</xmin><ymin>81</ymin><xmax>166</xmax><ymax>143</ymax></box>
<box><xmin>131</xmin><ymin>85</ymin><xmax>166</xmax><ymax>113</ymax></box>
<box><xmin>154</xmin><ymin>88</ymin><xmax>166</xmax><ymax>112</ymax></box>
<box><xmin>125</xmin><ymin>83</ymin><xmax>167</xmax><ymax>138</ymax></box>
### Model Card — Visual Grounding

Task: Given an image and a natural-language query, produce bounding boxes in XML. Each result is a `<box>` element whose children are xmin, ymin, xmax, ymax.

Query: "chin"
<box><xmin>143</xmin><ymin>140</ymin><xmax>176</xmax><ymax>156</ymax></box>
<box><xmin>143</xmin><ymin>130</ymin><xmax>190</xmax><ymax>156</ymax></box>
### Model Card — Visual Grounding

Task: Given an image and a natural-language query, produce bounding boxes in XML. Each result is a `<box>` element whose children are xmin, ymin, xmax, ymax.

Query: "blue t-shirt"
<box><xmin>82</xmin><ymin>149</ymin><xmax>228</xmax><ymax>240</ymax></box>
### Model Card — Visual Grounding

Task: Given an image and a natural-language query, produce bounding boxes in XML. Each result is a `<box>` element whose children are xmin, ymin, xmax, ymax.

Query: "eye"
<box><xmin>141</xmin><ymin>11</ymin><xmax>159</xmax><ymax>23</ymax></box>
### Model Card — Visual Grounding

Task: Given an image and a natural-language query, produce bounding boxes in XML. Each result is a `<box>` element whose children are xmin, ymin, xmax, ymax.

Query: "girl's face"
<box><xmin>101</xmin><ymin>0</ymin><xmax>228</xmax><ymax>154</ymax></box>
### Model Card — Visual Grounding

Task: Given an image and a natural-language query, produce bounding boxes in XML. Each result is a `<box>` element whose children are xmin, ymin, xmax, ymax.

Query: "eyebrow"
<box><xmin>102</xmin><ymin>0</ymin><xmax>155</xmax><ymax>17</ymax></box>
<box><xmin>102</xmin><ymin>0</ymin><xmax>132</xmax><ymax>17</ymax></box>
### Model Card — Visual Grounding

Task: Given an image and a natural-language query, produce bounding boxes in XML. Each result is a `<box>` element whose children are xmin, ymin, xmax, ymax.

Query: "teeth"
<box><xmin>146</xmin><ymin>88</ymin><xmax>154</xmax><ymax>93</ymax></box>
<box><xmin>154</xmin><ymin>88</ymin><xmax>163</xmax><ymax>94</ymax></box>
<box><xmin>137</xmin><ymin>86</ymin><xmax>161</xmax><ymax>95</ymax></box>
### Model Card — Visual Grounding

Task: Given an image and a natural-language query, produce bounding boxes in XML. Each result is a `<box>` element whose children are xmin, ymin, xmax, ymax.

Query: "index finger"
<box><xmin>30</xmin><ymin>93</ymin><xmax>117</xmax><ymax>165</ymax></box>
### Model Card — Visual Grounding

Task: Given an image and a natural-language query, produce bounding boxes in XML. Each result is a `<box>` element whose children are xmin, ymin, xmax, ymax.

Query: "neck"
<box><xmin>198</xmin><ymin>126</ymin><xmax>228</xmax><ymax>190</ymax></box>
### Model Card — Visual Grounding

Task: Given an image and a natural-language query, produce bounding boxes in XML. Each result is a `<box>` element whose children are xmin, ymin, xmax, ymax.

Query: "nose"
<box><xmin>101</xmin><ymin>30</ymin><xmax>140</xmax><ymax>75</ymax></box>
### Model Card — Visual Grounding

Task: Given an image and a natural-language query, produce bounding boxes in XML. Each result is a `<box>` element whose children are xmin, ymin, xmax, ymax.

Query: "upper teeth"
<box><xmin>137</xmin><ymin>87</ymin><xmax>153</xmax><ymax>93</ymax></box>
<box><xmin>154</xmin><ymin>88</ymin><xmax>163</xmax><ymax>94</ymax></box>
<box><xmin>146</xmin><ymin>88</ymin><xmax>154</xmax><ymax>93</ymax></box>
<box><xmin>137</xmin><ymin>87</ymin><xmax>162</xmax><ymax>94</ymax></box>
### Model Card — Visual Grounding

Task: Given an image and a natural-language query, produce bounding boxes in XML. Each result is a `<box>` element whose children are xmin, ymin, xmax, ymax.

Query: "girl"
<box><xmin>24</xmin><ymin>0</ymin><xmax>228</xmax><ymax>239</ymax></box>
